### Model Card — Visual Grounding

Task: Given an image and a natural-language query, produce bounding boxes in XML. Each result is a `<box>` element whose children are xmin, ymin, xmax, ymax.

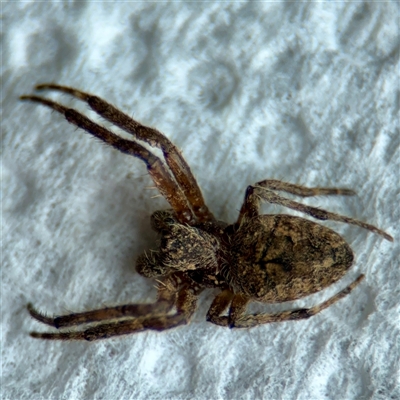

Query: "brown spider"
<box><xmin>21</xmin><ymin>84</ymin><xmax>393</xmax><ymax>341</ymax></box>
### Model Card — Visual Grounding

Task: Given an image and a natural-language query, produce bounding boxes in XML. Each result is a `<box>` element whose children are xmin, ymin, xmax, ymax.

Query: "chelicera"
<box><xmin>21</xmin><ymin>84</ymin><xmax>393</xmax><ymax>341</ymax></box>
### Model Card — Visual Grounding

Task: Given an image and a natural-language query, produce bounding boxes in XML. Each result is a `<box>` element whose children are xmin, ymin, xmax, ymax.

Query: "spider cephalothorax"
<box><xmin>137</xmin><ymin>210</ymin><xmax>222</xmax><ymax>278</ymax></box>
<box><xmin>21</xmin><ymin>84</ymin><xmax>392</xmax><ymax>341</ymax></box>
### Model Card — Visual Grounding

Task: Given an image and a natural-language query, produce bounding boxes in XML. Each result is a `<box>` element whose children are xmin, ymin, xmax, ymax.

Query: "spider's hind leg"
<box><xmin>237</xmin><ymin>181</ymin><xmax>392</xmax><ymax>241</ymax></box>
<box><xmin>237</xmin><ymin>180</ymin><xmax>355</xmax><ymax>225</ymax></box>
<box><xmin>254</xmin><ymin>179</ymin><xmax>356</xmax><ymax>197</ymax></box>
<box><xmin>207</xmin><ymin>275</ymin><xmax>365</xmax><ymax>328</ymax></box>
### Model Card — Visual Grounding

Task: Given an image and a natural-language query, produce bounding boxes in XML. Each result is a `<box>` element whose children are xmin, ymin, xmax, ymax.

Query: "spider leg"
<box><xmin>20</xmin><ymin>94</ymin><xmax>195</xmax><ymax>224</ymax></box>
<box><xmin>206</xmin><ymin>289</ymin><xmax>234</xmax><ymax>327</ymax></box>
<box><xmin>30</xmin><ymin>83</ymin><xmax>215</xmax><ymax>222</ymax></box>
<box><xmin>27</xmin><ymin>275</ymin><xmax>178</xmax><ymax>329</ymax></box>
<box><xmin>29</xmin><ymin>314</ymin><xmax>187</xmax><ymax>341</ymax></box>
<box><xmin>237</xmin><ymin>180</ymin><xmax>355</xmax><ymax>223</ymax></box>
<box><xmin>255</xmin><ymin>179</ymin><xmax>356</xmax><ymax>197</ymax></box>
<box><xmin>29</xmin><ymin>283</ymin><xmax>200</xmax><ymax>341</ymax></box>
<box><xmin>27</xmin><ymin>302</ymin><xmax>172</xmax><ymax>329</ymax></box>
<box><xmin>211</xmin><ymin>275</ymin><xmax>364</xmax><ymax>328</ymax></box>
<box><xmin>238</xmin><ymin>185</ymin><xmax>393</xmax><ymax>241</ymax></box>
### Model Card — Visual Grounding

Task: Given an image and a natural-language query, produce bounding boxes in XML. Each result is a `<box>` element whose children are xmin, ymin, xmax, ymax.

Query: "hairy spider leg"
<box><xmin>33</xmin><ymin>83</ymin><xmax>215</xmax><ymax>223</ymax></box>
<box><xmin>254</xmin><ymin>179</ymin><xmax>356</xmax><ymax>197</ymax></box>
<box><xmin>27</xmin><ymin>302</ymin><xmax>172</xmax><ymax>329</ymax></box>
<box><xmin>27</xmin><ymin>275</ymin><xmax>178</xmax><ymax>329</ymax></box>
<box><xmin>208</xmin><ymin>275</ymin><xmax>365</xmax><ymax>328</ymax></box>
<box><xmin>237</xmin><ymin>180</ymin><xmax>356</xmax><ymax>222</ymax></box>
<box><xmin>206</xmin><ymin>289</ymin><xmax>234</xmax><ymax>327</ymax></box>
<box><xmin>20</xmin><ymin>94</ymin><xmax>195</xmax><ymax>224</ymax></box>
<box><xmin>237</xmin><ymin>183</ymin><xmax>393</xmax><ymax>241</ymax></box>
<box><xmin>29</xmin><ymin>281</ymin><xmax>201</xmax><ymax>341</ymax></box>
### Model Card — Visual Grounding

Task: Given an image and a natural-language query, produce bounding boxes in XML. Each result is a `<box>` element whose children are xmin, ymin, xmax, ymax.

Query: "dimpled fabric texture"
<box><xmin>3</xmin><ymin>3</ymin><xmax>399</xmax><ymax>400</ymax></box>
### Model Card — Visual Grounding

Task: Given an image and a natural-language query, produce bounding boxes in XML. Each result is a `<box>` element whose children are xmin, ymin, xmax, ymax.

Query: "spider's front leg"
<box><xmin>28</xmin><ymin>278</ymin><xmax>201</xmax><ymax>341</ymax></box>
<box><xmin>206</xmin><ymin>289</ymin><xmax>234</xmax><ymax>327</ymax></box>
<box><xmin>21</xmin><ymin>84</ymin><xmax>216</xmax><ymax>223</ymax></box>
<box><xmin>27</xmin><ymin>275</ymin><xmax>178</xmax><ymax>329</ymax></box>
<box><xmin>31</xmin><ymin>83</ymin><xmax>214</xmax><ymax>222</ymax></box>
<box><xmin>20</xmin><ymin>93</ymin><xmax>195</xmax><ymax>224</ymax></box>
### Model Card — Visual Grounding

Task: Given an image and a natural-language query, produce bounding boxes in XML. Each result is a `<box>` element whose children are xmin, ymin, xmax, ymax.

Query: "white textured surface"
<box><xmin>2</xmin><ymin>3</ymin><xmax>399</xmax><ymax>400</ymax></box>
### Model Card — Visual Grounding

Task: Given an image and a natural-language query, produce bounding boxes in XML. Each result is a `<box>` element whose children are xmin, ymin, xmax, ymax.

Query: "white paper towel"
<box><xmin>3</xmin><ymin>3</ymin><xmax>399</xmax><ymax>399</ymax></box>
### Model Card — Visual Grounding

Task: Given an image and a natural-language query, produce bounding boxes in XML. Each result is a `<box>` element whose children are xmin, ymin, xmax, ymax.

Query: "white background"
<box><xmin>2</xmin><ymin>2</ymin><xmax>399</xmax><ymax>399</ymax></box>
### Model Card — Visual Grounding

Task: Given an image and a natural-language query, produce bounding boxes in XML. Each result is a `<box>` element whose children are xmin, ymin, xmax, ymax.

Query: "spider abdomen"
<box><xmin>230</xmin><ymin>215</ymin><xmax>354</xmax><ymax>302</ymax></box>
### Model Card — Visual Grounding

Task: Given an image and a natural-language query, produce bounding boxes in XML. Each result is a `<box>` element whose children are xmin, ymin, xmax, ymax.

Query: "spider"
<box><xmin>21</xmin><ymin>84</ymin><xmax>393</xmax><ymax>341</ymax></box>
